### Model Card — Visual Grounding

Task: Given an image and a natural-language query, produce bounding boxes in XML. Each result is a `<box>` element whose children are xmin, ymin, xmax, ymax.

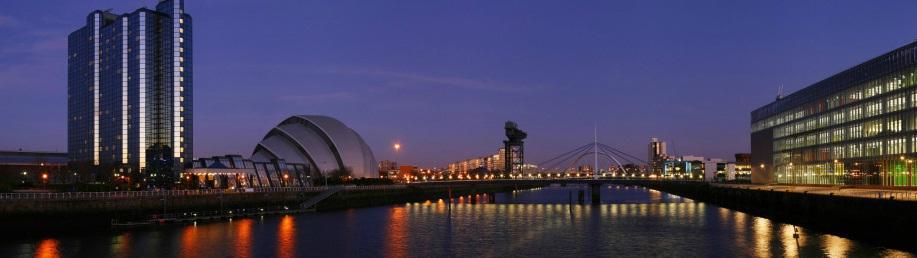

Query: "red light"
<box><xmin>41</xmin><ymin>174</ymin><xmax>48</xmax><ymax>179</ymax></box>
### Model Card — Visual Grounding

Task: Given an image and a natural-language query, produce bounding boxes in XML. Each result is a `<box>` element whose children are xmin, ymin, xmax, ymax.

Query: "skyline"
<box><xmin>5</xmin><ymin>1</ymin><xmax>917</xmax><ymax>167</ymax></box>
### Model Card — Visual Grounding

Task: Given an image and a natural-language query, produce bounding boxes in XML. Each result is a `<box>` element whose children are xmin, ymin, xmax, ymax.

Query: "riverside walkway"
<box><xmin>714</xmin><ymin>183</ymin><xmax>917</xmax><ymax>201</ymax></box>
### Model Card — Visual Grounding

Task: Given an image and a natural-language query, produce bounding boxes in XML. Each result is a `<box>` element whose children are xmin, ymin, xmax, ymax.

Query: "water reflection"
<box><xmin>179</xmin><ymin>224</ymin><xmax>198</xmax><ymax>258</ymax></box>
<box><xmin>233</xmin><ymin>219</ymin><xmax>253</xmax><ymax>258</ymax></box>
<box><xmin>384</xmin><ymin>207</ymin><xmax>408</xmax><ymax>258</ymax></box>
<box><xmin>3</xmin><ymin>185</ymin><xmax>912</xmax><ymax>257</ymax></box>
<box><xmin>111</xmin><ymin>233</ymin><xmax>131</xmax><ymax>258</ymax></box>
<box><xmin>277</xmin><ymin>215</ymin><xmax>295</xmax><ymax>258</ymax></box>
<box><xmin>34</xmin><ymin>239</ymin><xmax>59</xmax><ymax>258</ymax></box>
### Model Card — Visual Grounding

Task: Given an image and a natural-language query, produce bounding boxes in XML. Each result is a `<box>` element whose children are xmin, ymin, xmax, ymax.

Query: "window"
<box><xmin>849</xmin><ymin>124</ymin><xmax>863</xmax><ymax>139</ymax></box>
<box><xmin>887</xmin><ymin>95</ymin><xmax>905</xmax><ymax>112</ymax></box>
<box><xmin>865</xmin><ymin>83</ymin><xmax>883</xmax><ymax>98</ymax></box>
<box><xmin>889</xmin><ymin>117</ymin><xmax>902</xmax><ymax>133</ymax></box>
<box><xmin>888</xmin><ymin>138</ymin><xmax>906</xmax><ymax>155</ymax></box>
<box><xmin>865</xmin><ymin>120</ymin><xmax>883</xmax><ymax>137</ymax></box>
<box><xmin>832</xmin><ymin>128</ymin><xmax>845</xmax><ymax>142</ymax></box>
<box><xmin>865</xmin><ymin>140</ymin><xmax>883</xmax><ymax>157</ymax></box>
<box><xmin>832</xmin><ymin>111</ymin><xmax>846</xmax><ymax>125</ymax></box>
<box><xmin>866</xmin><ymin>101</ymin><xmax>883</xmax><ymax>117</ymax></box>
<box><xmin>832</xmin><ymin>146</ymin><xmax>845</xmax><ymax>159</ymax></box>
<box><xmin>849</xmin><ymin>106</ymin><xmax>863</xmax><ymax>121</ymax></box>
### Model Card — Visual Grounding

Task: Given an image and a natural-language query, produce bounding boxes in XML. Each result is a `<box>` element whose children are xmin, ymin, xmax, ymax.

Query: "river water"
<box><xmin>2</xmin><ymin>185</ymin><xmax>912</xmax><ymax>257</ymax></box>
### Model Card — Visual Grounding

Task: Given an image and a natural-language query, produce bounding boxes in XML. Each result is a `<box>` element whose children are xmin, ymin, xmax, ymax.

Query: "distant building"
<box><xmin>661</xmin><ymin>156</ymin><xmax>705</xmax><ymax>180</ymax></box>
<box><xmin>734</xmin><ymin>153</ymin><xmax>751</xmax><ymax>181</ymax></box>
<box><xmin>447</xmin><ymin>147</ymin><xmax>507</xmax><ymax>175</ymax></box>
<box><xmin>68</xmin><ymin>0</ymin><xmax>193</xmax><ymax>187</ymax></box>
<box><xmin>378</xmin><ymin>160</ymin><xmax>398</xmax><ymax>177</ymax></box>
<box><xmin>399</xmin><ymin>165</ymin><xmax>417</xmax><ymax>179</ymax></box>
<box><xmin>648</xmin><ymin>138</ymin><xmax>668</xmax><ymax>173</ymax></box>
<box><xmin>751</xmin><ymin>42</ymin><xmax>917</xmax><ymax>186</ymax></box>
<box><xmin>0</xmin><ymin>150</ymin><xmax>68</xmax><ymax>188</ymax></box>
<box><xmin>658</xmin><ymin>155</ymin><xmax>728</xmax><ymax>181</ymax></box>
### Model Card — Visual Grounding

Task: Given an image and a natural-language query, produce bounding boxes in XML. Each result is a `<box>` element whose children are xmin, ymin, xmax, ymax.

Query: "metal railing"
<box><xmin>713</xmin><ymin>184</ymin><xmax>917</xmax><ymax>201</ymax></box>
<box><xmin>0</xmin><ymin>185</ymin><xmax>409</xmax><ymax>201</ymax></box>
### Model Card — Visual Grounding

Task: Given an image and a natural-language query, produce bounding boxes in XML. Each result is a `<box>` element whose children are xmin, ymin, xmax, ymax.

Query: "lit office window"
<box><xmin>888</xmin><ymin>138</ymin><xmax>906</xmax><ymax>155</ymax></box>
<box><xmin>866</xmin><ymin>141</ymin><xmax>884</xmax><ymax>157</ymax></box>
<box><xmin>889</xmin><ymin>117</ymin><xmax>902</xmax><ymax>132</ymax></box>
<box><xmin>865</xmin><ymin>120</ymin><xmax>883</xmax><ymax>137</ymax></box>
<box><xmin>887</xmin><ymin>94</ymin><xmax>905</xmax><ymax>112</ymax></box>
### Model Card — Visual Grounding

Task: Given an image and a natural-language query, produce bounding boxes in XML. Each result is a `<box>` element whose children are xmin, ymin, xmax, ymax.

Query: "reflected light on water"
<box><xmin>111</xmin><ymin>233</ymin><xmax>132</xmax><ymax>258</ymax></box>
<box><xmin>384</xmin><ymin>207</ymin><xmax>408</xmax><ymax>258</ymax></box>
<box><xmin>752</xmin><ymin>218</ymin><xmax>772</xmax><ymax>258</ymax></box>
<box><xmin>277</xmin><ymin>215</ymin><xmax>295</xmax><ymax>258</ymax></box>
<box><xmin>234</xmin><ymin>219</ymin><xmax>253</xmax><ymax>258</ymax></box>
<box><xmin>780</xmin><ymin>224</ymin><xmax>800</xmax><ymax>257</ymax></box>
<box><xmin>179</xmin><ymin>225</ymin><xmax>198</xmax><ymax>258</ymax></box>
<box><xmin>823</xmin><ymin>235</ymin><xmax>851</xmax><ymax>258</ymax></box>
<box><xmin>34</xmin><ymin>239</ymin><xmax>59</xmax><ymax>258</ymax></box>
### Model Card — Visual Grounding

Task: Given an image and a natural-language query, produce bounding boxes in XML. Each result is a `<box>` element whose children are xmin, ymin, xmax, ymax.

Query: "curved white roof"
<box><xmin>252</xmin><ymin>115</ymin><xmax>378</xmax><ymax>178</ymax></box>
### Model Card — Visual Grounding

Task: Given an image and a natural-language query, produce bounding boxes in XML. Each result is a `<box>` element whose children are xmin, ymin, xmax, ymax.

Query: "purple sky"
<box><xmin>3</xmin><ymin>1</ymin><xmax>917</xmax><ymax>167</ymax></box>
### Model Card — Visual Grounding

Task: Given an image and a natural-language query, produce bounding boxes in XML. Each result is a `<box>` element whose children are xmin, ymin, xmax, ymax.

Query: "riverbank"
<box><xmin>0</xmin><ymin>182</ymin><xmax>549</xmax><ymax>233</ymax></box>
<box><xmin>631</xmin><ymin>181</ymin><xmax>917</xmax><ymax>252</ymax></box>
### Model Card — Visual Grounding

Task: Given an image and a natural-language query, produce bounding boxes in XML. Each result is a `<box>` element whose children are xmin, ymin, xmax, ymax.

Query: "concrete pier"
<box><xmin>589</xmin><ymin>183</ymin><xmax>602</xmax><ymax>205</ymax></box>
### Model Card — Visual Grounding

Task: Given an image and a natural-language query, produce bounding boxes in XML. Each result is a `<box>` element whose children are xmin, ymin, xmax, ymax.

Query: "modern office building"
<box><xmin>68</xmin><ymin>0</ymin><xmax>192</xmax><ymax>187</ymax></box>
<box><xmin>752</xmin><ymin>41</ymin><xmax>917</xmax><ymax>187</ymax></box>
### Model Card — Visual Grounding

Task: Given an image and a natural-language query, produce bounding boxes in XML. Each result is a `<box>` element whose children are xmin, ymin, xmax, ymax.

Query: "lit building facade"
<box><xmin>446</xmin><ymin>147</ymin><xmax>506</xmax><ymax>175</ymax></box>
<box><xmin>661</xmin><ymin>156</ymin><xmax>706</xmax><ymax>180</ymax></box>
<box><xmin>648</xmin><ymin>138</ymin><xmax>668</xmax><ymax>173</ymax></box>
<box><xmin>68</xmin><ymin>0</ymin><xmax>192</xmax><ymax>186</ymax></box>
<box><xmin>184</xmin><ymin>155</ymin><xmax>313</xmax><ymax>189</ymax></box>
<box><xmin>752</xmin><ymin>42</ymin><xmax>917</xmax><ymax>186</ymax></box>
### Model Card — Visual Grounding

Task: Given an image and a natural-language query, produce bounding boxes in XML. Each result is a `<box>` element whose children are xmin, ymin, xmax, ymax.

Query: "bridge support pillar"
<box><xmin>590</xmin><ymin>183</ymin><xmax>602</xmax><ymax>205</ymax></box>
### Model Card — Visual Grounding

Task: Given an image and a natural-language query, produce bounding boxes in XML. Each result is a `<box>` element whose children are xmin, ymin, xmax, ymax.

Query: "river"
<box><xmin>2</xmin><ymin>185</ymin><xmax>912</xmax><ymax>257</ymax></box>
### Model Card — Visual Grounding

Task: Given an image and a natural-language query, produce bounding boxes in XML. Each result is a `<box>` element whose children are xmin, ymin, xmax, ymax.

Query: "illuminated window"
<box><xmin>888</xmin><ymin>138</ymin><xmax>906</xmax><ymax>155</ymax></box>
<box><xmin>889</xmin><ymin>117</ymin><xmax>902</xmax><ymax>132</ymax></box>
<box><xmin>865</xmin><ymin>140</ymin><xmax>883</xmax><ymax>157</ymax></box>
<box><xmin>849</xmin><ymin>124</ymin><xmax>862</xmax><ymax>139</ymax></box>
<box><xmin>886</xmin><ymin>95</ymin><xmax>905</xmax><ymax>112</ymax></box>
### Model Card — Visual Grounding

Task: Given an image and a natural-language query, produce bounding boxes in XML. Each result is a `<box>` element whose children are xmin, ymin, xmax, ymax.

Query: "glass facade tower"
<box><xmin>751</xmin><ymin>41</ymin><xmax>917</xmax><ymax>187</ymax></box>
<box><xmin>68</xmin><ymin>0</ymin><xmax>192</xmax><ymax>186</ymax></box>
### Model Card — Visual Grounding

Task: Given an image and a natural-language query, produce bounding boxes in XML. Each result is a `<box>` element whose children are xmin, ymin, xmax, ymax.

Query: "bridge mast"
<box><xmin>594</xmin><ymin>124</ymin><xmax>598</xmax><ymax>180</ymax></box>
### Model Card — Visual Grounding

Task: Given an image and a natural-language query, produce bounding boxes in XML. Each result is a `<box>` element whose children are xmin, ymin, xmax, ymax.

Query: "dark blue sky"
<box><xmin>3</xmin><ymin>1</ymin><xmax>917</xmax><ymax>167</ymax></box>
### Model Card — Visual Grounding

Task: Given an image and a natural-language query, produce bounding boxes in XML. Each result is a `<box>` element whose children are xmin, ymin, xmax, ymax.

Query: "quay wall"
<box><xmin>627</xmin><ymin>181</ymin><xmax>917</xmax><ymax>252</ymax></box>
<box><xmin>0</xmin><ymin>182</ymin><xmax>549</xmax><ymax>231</ymax></box>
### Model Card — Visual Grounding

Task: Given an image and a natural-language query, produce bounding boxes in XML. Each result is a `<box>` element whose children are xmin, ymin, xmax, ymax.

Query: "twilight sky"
<box><xmin>3</xmin><ymin>1</ymin><xmax>917</xmax><ymax>167</ymax></box>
